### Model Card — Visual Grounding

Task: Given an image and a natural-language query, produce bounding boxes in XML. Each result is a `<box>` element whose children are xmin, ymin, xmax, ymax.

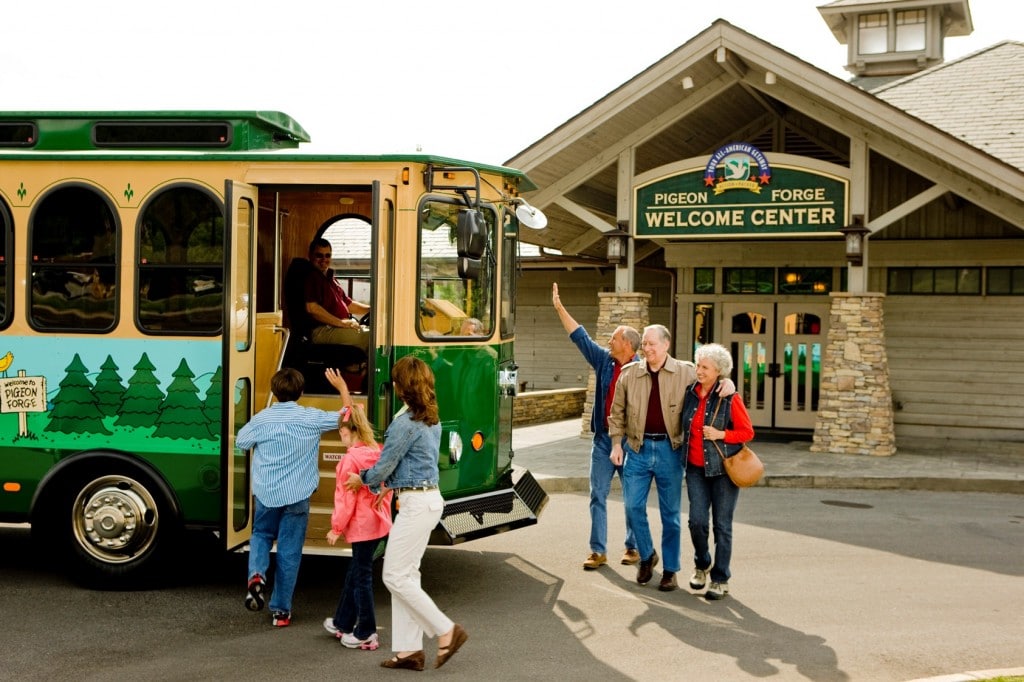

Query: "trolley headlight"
<box><xmin>448</xmin><ymin>431</ymin><xmax>463</xmax><ymax>464</ymax></box>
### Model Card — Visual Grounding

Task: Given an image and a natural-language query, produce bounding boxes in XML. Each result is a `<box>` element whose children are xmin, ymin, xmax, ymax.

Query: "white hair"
<box><xmin>694</xmin><ymin>343</ymin><xmax>733</xmax><ymax>376</ymax></box>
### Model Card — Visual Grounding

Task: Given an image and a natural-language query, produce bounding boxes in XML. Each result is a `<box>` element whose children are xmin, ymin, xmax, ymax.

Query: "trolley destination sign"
<box><xmin>634</xmin><ymin>144</ymin><xmax>849</xmax><ymax>238</ymax></box>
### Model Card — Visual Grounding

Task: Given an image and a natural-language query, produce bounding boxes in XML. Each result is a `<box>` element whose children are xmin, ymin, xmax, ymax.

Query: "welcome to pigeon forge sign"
<box><xmin>633</xmin><ymin>143</ymin><xmax>849</xmax><ymax>239</ymax></box>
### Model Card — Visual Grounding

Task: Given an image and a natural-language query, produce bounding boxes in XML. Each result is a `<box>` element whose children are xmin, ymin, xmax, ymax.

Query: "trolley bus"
<box><xmin>0</xmin><ymin>110</ymin><xmax>548</xmax><ymax>584</ymax></box>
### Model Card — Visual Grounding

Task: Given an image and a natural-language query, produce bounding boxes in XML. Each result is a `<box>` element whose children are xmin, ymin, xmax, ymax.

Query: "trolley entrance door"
<box><xmin>223</xmin><ymin>180</ymin><xmax>258</xmax><ymax>550</ymax></box>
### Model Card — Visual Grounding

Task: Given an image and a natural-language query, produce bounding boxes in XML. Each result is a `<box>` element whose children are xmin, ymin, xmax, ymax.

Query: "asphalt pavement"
<box><xmin>512</xmin><ymin>418</ymin><xmax>1024</xmax><ymax>682</ymax></box>
<box><xmin>512</xmin><ymin>418</ymin><xmax>1024</xmax><ymax>496</ymax></box>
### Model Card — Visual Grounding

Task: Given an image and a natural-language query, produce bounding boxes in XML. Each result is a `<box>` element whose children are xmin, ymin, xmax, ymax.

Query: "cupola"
<box><xmin>818</xmin><ymin>0</ymin><xmax>973</xmax><ymax>84</ymax></box>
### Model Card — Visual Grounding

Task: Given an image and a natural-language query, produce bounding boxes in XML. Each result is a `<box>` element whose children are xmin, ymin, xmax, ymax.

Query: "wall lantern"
<box><xmin>839</xmin><ymin>215</ymin><xmax>870</xmax><ymax>266</ymax></box>
<box><xmin>605</xmin><ymin>228</ymin><xmax>629</xmax><ymax>265</ymax></box>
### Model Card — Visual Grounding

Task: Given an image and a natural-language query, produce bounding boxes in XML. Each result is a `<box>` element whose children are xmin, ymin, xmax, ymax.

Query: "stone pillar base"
<box><xmin>811</xmin><ymin>292</ymin><xmax>896</xmax><ymax>456</ymax></box>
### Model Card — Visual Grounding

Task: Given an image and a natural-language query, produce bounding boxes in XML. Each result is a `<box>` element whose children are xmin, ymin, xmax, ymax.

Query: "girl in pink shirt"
<box><xmin>324</xmin><ymin>405</ymin><xmax>393</xmax><ymax>650</ymax></box>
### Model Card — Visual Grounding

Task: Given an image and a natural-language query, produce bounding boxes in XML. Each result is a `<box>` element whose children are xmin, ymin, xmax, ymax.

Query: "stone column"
<box><xmin>579</xmin><ymin>292</ymin><xmax>651</xmax><ymax>438</ymax></box>
<box><xmin>811</xmin><ymin>292</ymin><xmax>896</xmax><ymax>456</ymax></box>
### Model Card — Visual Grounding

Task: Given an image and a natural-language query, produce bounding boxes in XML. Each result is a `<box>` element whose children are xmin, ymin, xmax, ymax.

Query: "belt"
<box><xmin>395</xmin><ymin>486</ymin><xmax>438</xmax><ymax>493</ymax></box>
<box><xmin>643</xmin><ymin>433</ymin><xmax>669</xmax><ymax>441</ymax></box>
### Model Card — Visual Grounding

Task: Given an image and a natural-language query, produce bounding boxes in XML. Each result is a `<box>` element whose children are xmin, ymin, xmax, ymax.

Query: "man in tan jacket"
<box><xmin>609</xmin><ymin>324</ymin><xmax>733</xmax><ymax>592</ymax></box>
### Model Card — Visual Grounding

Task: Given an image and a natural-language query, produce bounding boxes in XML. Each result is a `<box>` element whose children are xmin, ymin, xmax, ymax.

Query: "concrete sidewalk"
<box><xmin>512</xmin><ymin>419</ymin><xmax>1024</xmax><ymax>495</ymax></box>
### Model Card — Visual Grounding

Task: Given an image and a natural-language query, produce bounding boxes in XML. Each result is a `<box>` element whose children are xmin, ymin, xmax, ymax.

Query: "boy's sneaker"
<box><xmin>706</xmin><ymin>581</ymin><xmax>729</xmax><ymax>600</ymax></box>
<box><xmin>689</xmin><ymin>567</ymin><xmax>708</xmax><ymax>590</ymax></box>
<box><xmin>245</xmin><ymin>574</ymin><xmax>266</xmax><ymax>612</ymax></box>
<box><xmin>271</xmin><ymin>611</ymin><xmax>292</xmax><ymax>627</ymax></box>
<box><xmin>340</xmin><ymin>631</ymin><xmax>380</xmax><ymax>650</ymax></box>
<box><xmin>323</xmin><ymin>617</ymin><xmax>344</xmax><ymax>639</ymax></box>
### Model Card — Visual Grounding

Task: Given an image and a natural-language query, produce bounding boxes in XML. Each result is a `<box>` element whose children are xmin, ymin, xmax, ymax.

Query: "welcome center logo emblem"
<box><xmin>703</xmin><ymin>143</ymin><xmax>772</xmax><ymax>195</ymax></box>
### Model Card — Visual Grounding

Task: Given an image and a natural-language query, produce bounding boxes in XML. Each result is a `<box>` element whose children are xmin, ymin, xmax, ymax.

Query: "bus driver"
<box><xmin>304</xmin><ymin>237</ymin><xmax>371</xmax><ymax>350</ymax></box>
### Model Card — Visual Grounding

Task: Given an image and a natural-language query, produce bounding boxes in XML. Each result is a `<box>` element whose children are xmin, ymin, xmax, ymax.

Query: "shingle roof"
<box><xmin>871</xmin><ymin>41</ymin><xmax>1024</xmax><ymax>169</ymax></box>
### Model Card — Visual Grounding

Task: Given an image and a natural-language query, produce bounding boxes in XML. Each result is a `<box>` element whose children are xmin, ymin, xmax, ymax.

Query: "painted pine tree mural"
<box><xmin>93</xmin><ymin>355</ymin><xmax>126</xmax><ymax>417</ymax></box>
<box><xmin>45</xmin><ymin>353</ymin><xmax>112</xmax><ymax>435</ymax></box>
<box><xmin>116</xmin><ymin>352</ymin><xmax>165</xmax><ymax>428</ymax></box>
<box><xmin>153</xmin><ymin>359</ymin><xmax>214</xmax><ymax>440</ymax></box>
<box><xmin>203</xmin><ymin>365</ymin><xmax>223</xmax><ymax>432</ymax></box>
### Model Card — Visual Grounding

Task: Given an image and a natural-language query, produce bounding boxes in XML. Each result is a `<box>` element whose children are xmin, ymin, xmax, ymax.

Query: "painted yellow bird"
<box><xmin>0</xmin><ymin>350</ymin><xmax>12</xmax><ymax>376</ymax></box>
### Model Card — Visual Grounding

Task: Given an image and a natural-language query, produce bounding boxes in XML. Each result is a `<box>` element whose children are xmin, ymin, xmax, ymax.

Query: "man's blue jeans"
<box><xmin>622</xmin><ymin>438</ymin><xmax>683</xmax><ymax>573</ymax></box>
<box><xmin>332</xmin><ymin>538</ymin><xmax>380</xmax><ymax>640</ymax></box>
<box><xmin>590</xmin><ymin>431</ymin><xmax>636</xmax><ymax>555</ymax></box>
<box><xmin>685</xmin><ymin>462</ymin><xmax>740</xmax><ymax>583</ymax></box>
<box><xmin>249</xmin><ymin>497</ymin><xmax>310</xmax><ymax>614</ymax></box>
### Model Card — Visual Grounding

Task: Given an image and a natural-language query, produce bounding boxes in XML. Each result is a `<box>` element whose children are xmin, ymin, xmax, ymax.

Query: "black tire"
<box><xmin>36</xmin><ymin>464</ymin><xmax>179</xmax><ymax>588</ymax></box>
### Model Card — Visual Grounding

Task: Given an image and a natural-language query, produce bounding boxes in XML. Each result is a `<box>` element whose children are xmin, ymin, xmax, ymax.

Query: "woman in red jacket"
<box><xmin>323</xmin><ymin>405</ymin><xmax>393</xmax><ymax>650</ymax></box>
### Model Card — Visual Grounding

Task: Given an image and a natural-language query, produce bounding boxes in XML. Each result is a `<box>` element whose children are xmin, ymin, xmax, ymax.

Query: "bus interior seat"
<box><xmin>282</xmin><ymin>256</ymin><xmax>368</xmax><ymax>394</ymax></box>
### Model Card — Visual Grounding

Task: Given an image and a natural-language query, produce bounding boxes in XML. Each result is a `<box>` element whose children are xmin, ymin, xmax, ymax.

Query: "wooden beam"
<box><xmin>509</xmin><ymin>29</ymin><xmax>728</xmax><ymax>170</ymax></box>
<box><xmin>526</xmin><ymin>73</ymin><xmax>734</xmax><ymax>209</ymax></box>
<box><xmin>866</xmin><ymin>183</ymin><xmax>949</xmax><ymax>233</ymax></box>
<box><xmin>555</xmin><ymin>197</ymin><xmax>616</xmax><ymax>255</ymax></box>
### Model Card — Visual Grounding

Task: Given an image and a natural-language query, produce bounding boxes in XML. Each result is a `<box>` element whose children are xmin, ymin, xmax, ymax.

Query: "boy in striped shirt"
<box><xmin>238</xmin><ymin>367</ymin><xmax>351</xmax><ymax>627</ymax></box>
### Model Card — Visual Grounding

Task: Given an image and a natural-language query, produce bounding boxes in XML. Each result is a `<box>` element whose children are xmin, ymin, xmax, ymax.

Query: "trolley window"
<box><xmin>137</xmin><ymin>186</ymin><xmax>225</xmax><ymax>334</ymax></box>
<box><xmin>417</xmin><ymin>199</ymin><xmax>495</xmax><ymax>339</ymax></box>
<box><xmin>29</xmin><ymin>186</ymin><xmax>118</xmax><ymax>332</ymax></box>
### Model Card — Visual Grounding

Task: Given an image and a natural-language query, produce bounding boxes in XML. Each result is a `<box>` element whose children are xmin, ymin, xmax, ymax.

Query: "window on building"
<box><xmin>693</xmin><ymin>303</ymin><xmax>713</xmax><ymax>354</ymax></box>
<box><xmin>723</xmin><ymin>267</ymin><xmax>774</xmax><ymax>294</ymax></box>
<box><xmin>986</xmin><ymin>267</ymin><xmax>1024</xmax><ymax>295</ymax></box>
<box><xmin>779</xmin><ymin>267</ymin><xmax>833</xmax><ymax>295</ymax></box>
<box><xmin>895</xmin><ymin>9</ymin><xmax>926</xmax><ymax>52</ymax></box>
<box><xmin>858</xmin><ymin>12</ymin><xmax>889</xmax><ymax>54</ymax></box>
<box><xmin>137</xmin><ymin>186</ymin><xmax>224</xmax><ymax>333</ymax></box>
<box><xmin>694</xmin><ymin>267</ymin><xmax>715</xmax><ymax>294</ymax></box>
<box><xmin>887</xmin><ymin>267</ymin><xmax>982</xmax><ymax>295</ymax></box>
<box><xmin>30</xmin><ymin>186</ymin><xmax>118</xmax><ymax>332</ymax></box>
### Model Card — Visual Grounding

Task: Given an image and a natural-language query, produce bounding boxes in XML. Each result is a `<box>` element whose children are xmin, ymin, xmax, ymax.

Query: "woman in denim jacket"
<box><xmin>344</xmin><ymin>356</ymin><xmax>468</xmax><ymax>671</ymax></box>
<box><xmin>680</xmin><ymin>343</ymin><xmax>754</xmax><ymax>601</ymax></box>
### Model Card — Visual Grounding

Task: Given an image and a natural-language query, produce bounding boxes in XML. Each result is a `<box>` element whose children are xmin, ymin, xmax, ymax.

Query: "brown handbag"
<box><xmin>714</xmin><ymin>442</ymin><xmax>764</xmax><ymax>487</ymax></box>
<box><xmin>707</xmin><ymin>396</ymin><xmax>764</xmax><ymax>487</ymax></box>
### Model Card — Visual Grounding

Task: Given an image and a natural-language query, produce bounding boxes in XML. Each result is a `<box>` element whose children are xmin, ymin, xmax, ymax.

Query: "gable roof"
<box><xmin>871</xmin><ymin>41</ymin><xmax>1024</xmax><ymax>169</ymax></box>
<box><xmin>505</xmin><ymin>20</ymin><xmax>1024</xmax><ymax>258</ymax></box>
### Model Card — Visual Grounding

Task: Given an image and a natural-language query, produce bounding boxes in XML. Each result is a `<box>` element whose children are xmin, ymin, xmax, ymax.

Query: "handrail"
<box><xmin>268</xmin><ymin>325</ymin><xmax>290</xmax><ymax>409</ymax></box>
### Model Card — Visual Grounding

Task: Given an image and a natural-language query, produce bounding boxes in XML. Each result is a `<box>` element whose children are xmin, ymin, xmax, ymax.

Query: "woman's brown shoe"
<box><xmin>380</xmin><ymin>651</ymin><xmax>425</xmax><ymax>671</ymax></box>
<box><xmin>434</xmin><ymin>623</ymin><xmax>468</xmax><ymax>668</ymax></box>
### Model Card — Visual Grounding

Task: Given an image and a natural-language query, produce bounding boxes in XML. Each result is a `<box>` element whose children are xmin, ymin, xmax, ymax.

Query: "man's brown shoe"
<box><xmin>658</xmin><ymin>571</ymin><xmax>678</xmax><ymax>592</ymax></box>
<box><xmin>621</xmin><ymin>549</ymin><xmax>641</xmax><ymax>565</ymax></box>
<box><xmin>636</xmin><ymin>550</ymin><xmax>659</xmax><ymax>585</ymax></box>
<box><xmin>582</xmin><ymin>552</ymin><xmax>607</xmax><ymax>570</ymax></box>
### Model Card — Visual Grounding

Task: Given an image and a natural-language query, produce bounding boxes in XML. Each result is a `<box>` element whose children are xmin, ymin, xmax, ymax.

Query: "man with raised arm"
<box><xmin>552</xmin><ymin>283</ymin><xmax>640</xmax><ymax>571</ymax></box>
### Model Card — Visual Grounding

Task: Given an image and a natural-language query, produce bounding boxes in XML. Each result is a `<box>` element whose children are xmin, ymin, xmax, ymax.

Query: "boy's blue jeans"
<box><xmin>332</xmin><ymin>538</ymin><xmax>380</xmax><ymax>640</ymax></box>
<box><xmin>249</xmin><ymin>497</ymin><xmax>310</xmax><ymax>614</ymax></box>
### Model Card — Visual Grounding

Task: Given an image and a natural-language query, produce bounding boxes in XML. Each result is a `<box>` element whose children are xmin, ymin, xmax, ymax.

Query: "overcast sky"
<box><xmin>3</xmin><ymin>0</ymin><xmax>1017</xmax><ymax>165</ymax></box>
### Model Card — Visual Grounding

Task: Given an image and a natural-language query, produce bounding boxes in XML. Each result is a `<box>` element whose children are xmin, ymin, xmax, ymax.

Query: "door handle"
<box><xmin>766</xmin><ymin>363</ymin><xmax>781</xmax><ymax>378</ymax></box>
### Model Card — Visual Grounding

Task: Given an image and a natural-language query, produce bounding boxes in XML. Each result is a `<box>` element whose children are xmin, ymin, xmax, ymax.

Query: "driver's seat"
<box><xmin>282</xmin><ymin>257</ymin><xmax>367</xmax><ymax>393</ymax></box>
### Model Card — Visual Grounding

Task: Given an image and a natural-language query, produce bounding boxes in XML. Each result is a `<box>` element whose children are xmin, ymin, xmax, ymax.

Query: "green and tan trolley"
<box><xmin>0</xmin><ymin>111</ymin><xmax>548</xmax><ymax>584</ymax></box>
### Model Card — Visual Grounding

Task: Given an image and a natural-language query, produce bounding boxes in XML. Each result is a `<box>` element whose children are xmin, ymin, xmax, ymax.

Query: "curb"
<box><xmin>534</xmin><ymin>475</ymin><xmax>1024</xmax><ymax>496</ymax></box>
<box><xmin>904</xmin><ymin>667</ymin><xmax>1024</xmax><ymax>681</ymax></box>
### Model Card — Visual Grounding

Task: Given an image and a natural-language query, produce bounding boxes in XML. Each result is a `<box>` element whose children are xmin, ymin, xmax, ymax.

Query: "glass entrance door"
<box><xmin>721</xmin><ymin>302</ymin><xmax>828</xmax><ymax>430</ymax></box>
